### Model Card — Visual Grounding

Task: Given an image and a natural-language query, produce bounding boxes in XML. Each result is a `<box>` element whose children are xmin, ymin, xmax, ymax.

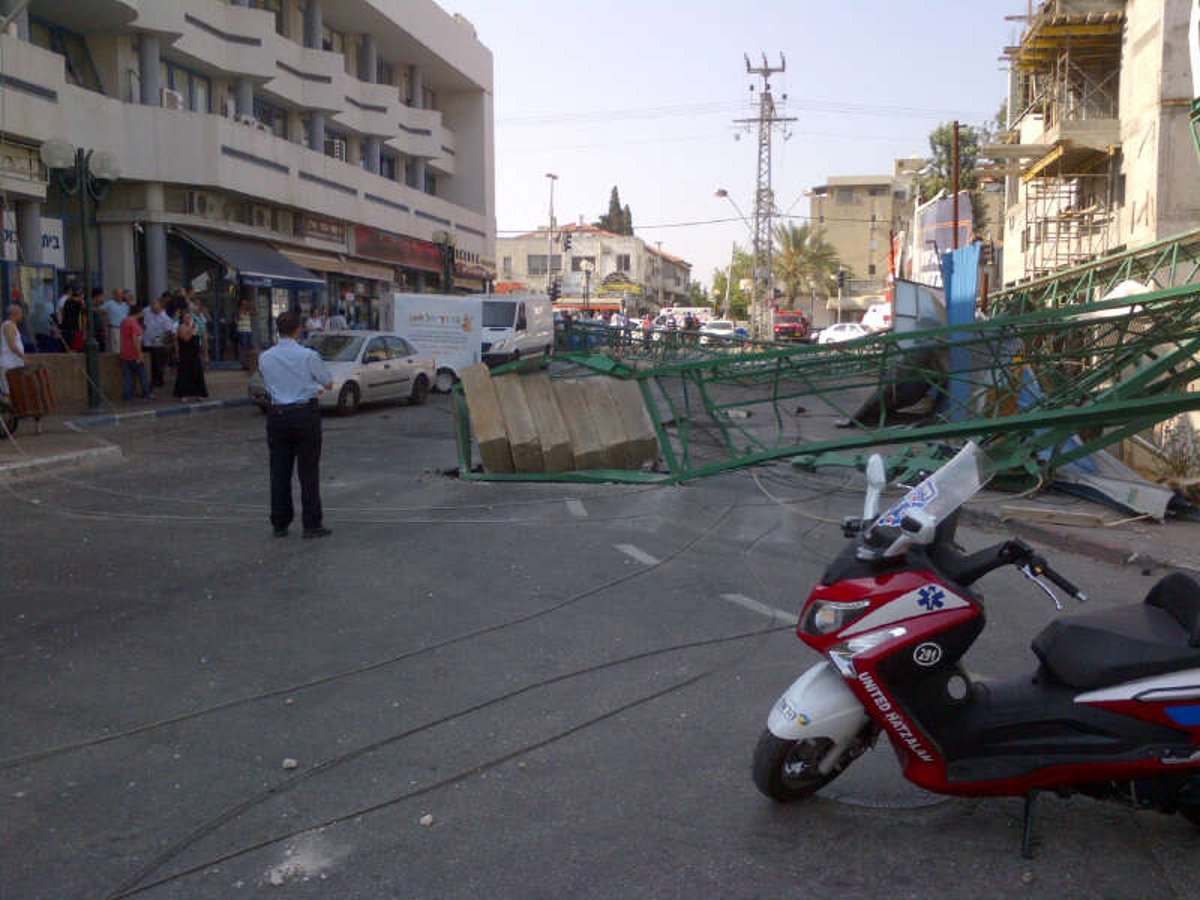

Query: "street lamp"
<box><xmin>40</xmin><ymin>139</ymin><xmax>121</xmax><ymax>410</ymax></box>
<box><xmin>545</xmin><ymin>172</ymin><xmax>558</xmax><ymax>295</ymax></box>
<box><xmin>717</xmin><ymin>188</ymin><xmax>770</xmax><ymax>337</ymax></box>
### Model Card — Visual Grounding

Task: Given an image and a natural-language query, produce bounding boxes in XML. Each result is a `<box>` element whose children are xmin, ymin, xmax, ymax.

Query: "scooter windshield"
<box><xmin>871</xmin><ymin>441</ymin><xmax>994</xmax><ymax>537</ymax></box>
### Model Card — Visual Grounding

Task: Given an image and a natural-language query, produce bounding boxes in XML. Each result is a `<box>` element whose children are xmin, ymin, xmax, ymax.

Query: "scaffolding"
<box><xmin>1021</xmin><ymin>150</ymin><xmax>1116</xmax><ymax>277</ymax></box>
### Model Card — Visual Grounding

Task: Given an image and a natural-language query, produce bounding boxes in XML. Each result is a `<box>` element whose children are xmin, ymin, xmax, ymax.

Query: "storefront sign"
<box><xmin>2</xmin><ymin>213</ymin><xmax>65</xmax><ymax>268</ymax></box>
<box><xmin>354</xmin><ymin>225</ymin><xmax>444</xmax><ymax>273</ymax></box>
<box><xmin>300</xmin><ymin>214</ymin><xmax>346</xmax><ymax>244</ymax></box>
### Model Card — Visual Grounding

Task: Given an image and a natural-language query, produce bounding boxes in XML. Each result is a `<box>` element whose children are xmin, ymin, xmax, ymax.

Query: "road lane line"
<box><xmin>566</xmin><ymin>499</ymin><xmax>588</xmax><ymax>518</ymax></box>
<box><xmin>615</xmin><ymin>544</ymin><xmax>661</xmax><ymax>565</ymax></box>
<box><xmin>720</xmin><ymin>593</ymin><xmax>796</xmax><ymax>625</ymax></box>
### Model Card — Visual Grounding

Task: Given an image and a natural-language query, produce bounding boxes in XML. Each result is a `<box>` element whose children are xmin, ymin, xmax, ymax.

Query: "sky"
<box><xmin>445</xmin><ymin>1</ymin><xmax>1023</xmax><ymax>291</ymax></box>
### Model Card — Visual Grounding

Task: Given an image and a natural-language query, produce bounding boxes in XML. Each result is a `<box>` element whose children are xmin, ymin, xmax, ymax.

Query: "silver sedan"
<box><xmin>249</xmin><ymin>331</ymin><xmax>436</xmax><ymax>414</ymax></box>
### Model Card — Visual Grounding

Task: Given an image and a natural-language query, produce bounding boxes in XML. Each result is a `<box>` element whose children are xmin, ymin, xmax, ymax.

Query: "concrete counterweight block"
<box><xmin>492</xmin><ymin>373</ymin><xmax>543</xmax><ymax>473</ymax></box>
<box><xmin>520</xmin><ymin>372</ymin><xmax>575</xmax><ymax>473</ymax></box>
<box><xmin>552</xmin><ymin>379</ymin><xmax>608</xmax><ymax>471</ymax></box>
<box><xmin>459</xmin><ymin>364</ymin><xmax>515</xmax><ymax>473</ymax></box>
<box><xmin>604</xmin><ymin>377</ymin><xmax>660</xmax><ymax>469</ymax></box>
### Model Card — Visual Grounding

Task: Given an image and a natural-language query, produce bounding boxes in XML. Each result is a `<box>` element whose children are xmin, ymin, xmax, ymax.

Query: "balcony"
<box><xmin>167</xmin><ymin>0</ymin><xmax>276</xmax><ymax>81</ymax></box>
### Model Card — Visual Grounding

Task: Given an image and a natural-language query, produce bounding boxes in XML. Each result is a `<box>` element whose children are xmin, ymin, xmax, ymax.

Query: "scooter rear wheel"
<box><xmin>752</xmin><ymin>732</ymin><xmax>842</xmax><ymax>802</ymax></box>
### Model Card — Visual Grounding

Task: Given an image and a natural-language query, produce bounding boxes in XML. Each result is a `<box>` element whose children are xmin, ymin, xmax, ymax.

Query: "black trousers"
<box><xmin>267</xmin><ymin>402</ymin><xmax>323</xmax><ymax>531</ymax></box>
<box><xmin>148</xmin><ymin>345</ymin><xmax>167</xmax><ymax>387</ymax></box>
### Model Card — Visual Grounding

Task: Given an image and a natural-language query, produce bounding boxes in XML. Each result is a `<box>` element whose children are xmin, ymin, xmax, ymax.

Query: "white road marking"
<box><xmin>566</xmin><ymin>499</ymin><xmax>588</xmax><ymax>518</ymax></box>
<box><xmin>720</xmin><ymin>593</ymin><xmax>796</xmax><ymax>625</ymax></box>
<box><xmin>615</xmin><ymin>543</ymin><xmax>661</xmax><ymax>566</ymax></box>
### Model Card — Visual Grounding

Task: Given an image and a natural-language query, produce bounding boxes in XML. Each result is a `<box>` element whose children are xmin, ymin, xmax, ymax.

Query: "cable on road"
<box><xmin>103</xmin><ymin>620</ymin><xmax>788</xmax><ymax>899</ymax></box>
<box><xmin>1</xmin><ymin>498</ymin><xmax>741</xmax><ymax>771</ymax></box>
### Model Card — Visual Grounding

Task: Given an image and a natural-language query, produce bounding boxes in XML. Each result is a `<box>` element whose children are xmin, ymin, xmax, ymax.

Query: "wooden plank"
<box><xmin>492</xmin><ymin>373</ymin><xmax>543</xmax><ymax>473</ymax></box>
<box><xmin>999</xmin><ymin>504</ymin><xmax>1108</xmax><ymax>527</ymax></box>
<box><xmin>604</xmin><ymin>377</ymin><xmax>660</xmax><ymax>469</ymax></box>
<box><xmin>580</xmin><ymin>377</ymin><xmax>629</xmax><ymax>468</ymax></box>
<box><xmin>553</xmin><ymin>379</ymin><xmax>608</xmax><ymax>470</ymax></box>
<box><xmin>459</xmin><ymin>364</ymin><xmax>514</xmax><ymax>473</ymax></box>
<box><xmin>521</xmin><ymin>372</ymin><xmax>574</xmax><ymax>473</ymax></box>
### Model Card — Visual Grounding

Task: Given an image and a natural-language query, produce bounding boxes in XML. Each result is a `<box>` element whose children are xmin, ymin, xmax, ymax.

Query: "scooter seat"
<box><xmin>1032</xmin><ymin>574</ymin><xmax>1200</xmax><ymax>691</ymax></box>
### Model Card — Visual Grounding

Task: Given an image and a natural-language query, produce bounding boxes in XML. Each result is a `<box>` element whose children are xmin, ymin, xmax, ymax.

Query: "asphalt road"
<box><xmin>1</xmin><ymin>395</ymin><xmax>1197</xmax><ymax>899</ymax></box>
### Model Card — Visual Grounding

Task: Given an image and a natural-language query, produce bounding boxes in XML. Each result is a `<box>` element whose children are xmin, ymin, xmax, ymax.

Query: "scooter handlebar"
<box><xmin>1028</xmin><ymin>554</ymin><xmax>1088</xmax><ymax>603</ymax></box>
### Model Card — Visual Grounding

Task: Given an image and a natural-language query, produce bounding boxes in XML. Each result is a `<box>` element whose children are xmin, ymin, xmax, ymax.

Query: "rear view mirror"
<box><xmin>863</xmin><ymin>454</ymin><xmax>886</xmax><ymax>521</ymax></box>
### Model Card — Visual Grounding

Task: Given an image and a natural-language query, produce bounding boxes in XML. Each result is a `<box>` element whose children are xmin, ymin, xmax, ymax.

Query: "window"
<box><xmin>404</xmin><ymin>158</ymin><xmax>417</xmax><ymax>188</ymax></box>
<box><xmin>380</xmin><ymin>154</ymin><xmax>398</xmax><ymax>181</ymax></box>
<box><xmin>32</xmin><ymin>19</ymin><xmax>104</xmax><ymax>94</ymax></box>
<box><xmin>421</xmin><ymin>86</ymin><xmax>436</xmax><ymax>111</ymax></box>
<box><xmin>836</xmin><ymin>189</ymin><xmax>854</xmax><ymax>205</ymax></box>
<box><xmin>868</xmin><ymin>264</ymin><xmax>877</xmax><ymax>276</ymax></box>
<box><xmin>325</xmin><ymin>130</ymin><xmax>348</xmax><ymax>162</ymax></box>
<box><xmin>322</xmin><ymin>25</ymin><xmax>345</xmax><ymax>55</ymax></box>
<box><xmin>570</xmin><ymin>256</ymin><xmax>595</xmax><ymax>272</ymax></box>
<box><xmin>376</xmin><ymin>59</ymin><xmax>394</xmax><ymax>86</ymax></box>
<box><xmin>159</xmin><ymin>58</ymin><xmax>212</xmax><ymax>113</ymax></box>
<box><xmin>868</xmin><ymin>187</ymin><xmax>887</xmax><ymax>197</ymax></box>
<box><xmin>364</xmin><ymin>337</ymin><xmax>388</xmax><ymax>362</ymax></box>
<box><xmin>616</xmin><ymin>253</ymin><xmax>631</xmax><ymax>272</ymax></box>
<box><xmin>424</xmin><ymin>171</ymin><xmax>437</xmax><ymax>195</ymax></box>
<box><xmin>253</xmin><ymin>97</ymin><xmax>288</xmax><ymax>138</ymax></box>
<box><xmin>526</xmin><ymin>255</ymin><xmax>562</xmax><ymax>276</ymax></box>
<box><xmin>502</xmin><ymin>256</ymin><xmax>512</xmax><ymax>275</ymax></box>
<box><xmin>384</xmin><ymin>336</ymin><xmax>414</xmax><ymax>358</ymax></box>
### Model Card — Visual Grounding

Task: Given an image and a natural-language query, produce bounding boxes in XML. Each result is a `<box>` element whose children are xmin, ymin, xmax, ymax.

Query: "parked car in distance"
<box><xmin>816</xmin><ymin>322</ymin><xmax>872</xmax><ymax>344</ymax></box>
<box><xmin>698</xmin><ymin>319</ymin><xmax>739</xmax><ymax>345</ymax></box>
<box><xmin>772</xmin><ymin>309</ymin><xmax>811</xmax><ymax>342</ymax></box>
<box><xmin>249</xmin><ymin>330</ymin><xmax>435</xmax><ymax>415</ymax></box>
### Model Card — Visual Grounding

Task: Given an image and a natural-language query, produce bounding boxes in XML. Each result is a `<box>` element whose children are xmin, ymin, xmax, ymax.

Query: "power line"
<box><xmin>496</xmin><ymin>211</ymin><xmax>907</xmax><ymax>235</ymax></box>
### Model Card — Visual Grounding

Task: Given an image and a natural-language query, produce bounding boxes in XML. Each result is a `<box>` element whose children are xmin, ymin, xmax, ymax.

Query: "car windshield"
<box><xmin>307</xmin><ymin>334</ymin><xmax>363</xmax><ymax>362</ymax></box>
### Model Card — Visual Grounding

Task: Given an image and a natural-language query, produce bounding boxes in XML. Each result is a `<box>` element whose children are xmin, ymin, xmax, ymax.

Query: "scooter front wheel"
<box><xmin>752</xmin><ymin>732</ymin><xmax>843</xmax><ymax>802</ymax></box>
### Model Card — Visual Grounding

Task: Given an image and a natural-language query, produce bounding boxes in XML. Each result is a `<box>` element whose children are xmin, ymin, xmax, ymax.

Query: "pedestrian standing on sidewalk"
<box><xmin>172</xmin><ymin>310</ymin><xmax>208</xmax><ymax>402</ymax></box>
<box><xmin>142</xmin><ymin>296</ymin><xmax>174</xmax><ymax>389</ymax></box>
<box><xmin>119</xmin><ymin>303</ymin><xmax>152</xmax><ymax>401</ymax></box>
<box><xmin>100</xmin><ymin>288</ymin><xmax>128</xmax><ymax>355</ymax></box>
<box><xmin>257</xmin><ymin>310</ymin><xmax>333</xmax><ymax>539</ymax></box>
<box><xmin>236</xmin><ymin>299</ymin><xmax>254</xmax><ymax>370</ymax></box>
<box><xmin>0</xmin><ymin>303</ymin><xmax>26</xmax><ymax>395</ymax></box>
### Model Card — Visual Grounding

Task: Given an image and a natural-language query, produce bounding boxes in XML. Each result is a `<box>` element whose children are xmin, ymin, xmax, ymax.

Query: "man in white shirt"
<box><xmin>141</xmin><ymin>295</ymin><xmax>176</xmax><ymax>388</ymax></box>
<box><xmin>100</xmin><ymin>289</ymin><xmax>129</xmax><ymax>354</ymax></box>
<box><xmin>258</xmin><ymin>310</ymin><xmax>333</xmax><ymax>539</ymax></box>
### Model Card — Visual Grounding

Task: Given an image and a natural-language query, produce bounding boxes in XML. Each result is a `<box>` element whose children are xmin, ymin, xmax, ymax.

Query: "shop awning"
<box><xmin>175</xmin><ymin>228</ymin><xmax>326</xmax><ymax>290</ymax></box>
<box><xmin>275</xmin><ymin>247</ymin><xmax>394</xmax><ymax>283</ymax></box>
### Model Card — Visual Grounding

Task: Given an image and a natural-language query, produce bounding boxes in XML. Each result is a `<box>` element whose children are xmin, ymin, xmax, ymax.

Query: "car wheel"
<box><xmin>337</xmin><ymin>382</ymin><xmax>360</xmax><ymax>416</ymax></box>
<box><xmin>434</xmin><ymin>368</ymin><xmax>457</xmax><ymax>393</ymax></box>
<box><xmin>409</xmin><ymin>374</ymin><xmax>429</xmax><ymax>405</ymax></box>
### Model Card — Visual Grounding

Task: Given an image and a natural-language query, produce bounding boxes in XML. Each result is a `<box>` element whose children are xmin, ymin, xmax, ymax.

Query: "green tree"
<box><xmin>687</xmin><ymin>281</ymin><xmax>708</xmax><ymax>305</ymax></box>
<box><xmin>772</xmin><ymin>223</ymin><xmax>841</xmax><ymax>311</ymax></box>
<box><xmin>595</xmin><ymin>186</ymin><xmax>634</xmax><ymax>235</ymax></box>
<box><xmin>916</xmin><ymin>121</ymin><xmax>988</xmax><ymax>233</ymax></box>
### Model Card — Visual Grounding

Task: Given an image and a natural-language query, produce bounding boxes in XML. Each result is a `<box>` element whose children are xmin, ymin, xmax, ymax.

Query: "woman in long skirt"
<box><xmin>173</xmin><ymin>311</ymin><xmax>208</xmax><ymax>401</ymax></box>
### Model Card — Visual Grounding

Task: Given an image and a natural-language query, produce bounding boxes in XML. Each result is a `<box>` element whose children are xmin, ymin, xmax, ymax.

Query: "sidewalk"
<box><xmin>0</xmin><ymin>369</ymin><xmax>252</xmax><ymax>479</ymax></box>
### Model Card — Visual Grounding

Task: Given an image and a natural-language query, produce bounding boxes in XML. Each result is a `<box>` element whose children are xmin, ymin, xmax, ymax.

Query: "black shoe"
<box><xmin>273</xmin><ymin>528</ymin><xmax>288</xmax><ymax>538</ymax></box>
<box><xmin>302</xmin><ymin>527</ymin><xmax>332</xmax><ymax>539</ymax></box>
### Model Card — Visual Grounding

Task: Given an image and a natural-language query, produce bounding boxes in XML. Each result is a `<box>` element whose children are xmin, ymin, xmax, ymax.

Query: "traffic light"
<box><xmin>549</xmin><ymin>278</ymin><xmax>560</xmax><ymax>302</ymax></box>
<box><xmin>836</xmin><ymin>269</ymin><xmax>846</xmax><ymax>289</ymax></box>
<box><xmin>563</xmin><ymin>233</ymin><xmax>573</xmax><ymax>252</ymax></box>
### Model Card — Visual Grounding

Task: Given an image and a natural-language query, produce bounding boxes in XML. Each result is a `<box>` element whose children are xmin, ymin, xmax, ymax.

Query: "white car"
<box><xmin>817</xmin><ymin>322</ymin><xmax>872</xmax><ymax>345</ymax></box>
<box><xmin>249</xmin><ymin>330</ymin><xmax>435</xmax><ymax>414</ymax></box>
<box><xmin>698</xmin><ymin>320</ymin><xmax>738</xmax><ymax>345</ymax></box>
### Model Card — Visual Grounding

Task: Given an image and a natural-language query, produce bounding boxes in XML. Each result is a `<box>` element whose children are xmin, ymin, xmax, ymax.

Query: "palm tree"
<box><xmin>773</xmin><ymin>223</ymin><xmax>840</xmax><ymax>310</ymax></box>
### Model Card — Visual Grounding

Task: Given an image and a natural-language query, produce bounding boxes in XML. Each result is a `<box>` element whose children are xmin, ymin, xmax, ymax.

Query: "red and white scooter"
<box><xmin>754</xmin><ymin>443</ymin><xmax>1200</xmax><ymax>856</ymax></box>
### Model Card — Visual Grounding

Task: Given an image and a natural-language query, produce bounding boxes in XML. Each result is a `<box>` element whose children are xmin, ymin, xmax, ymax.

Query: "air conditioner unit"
<box><xmin>185</xmin><ymin>190</ymin><xmax>214</xmax><ymax>217</ymax></box>
<box><xmin>161</xmin><ymin>87</ymin><xmax>185</xmax><ymax>110</ymax></box>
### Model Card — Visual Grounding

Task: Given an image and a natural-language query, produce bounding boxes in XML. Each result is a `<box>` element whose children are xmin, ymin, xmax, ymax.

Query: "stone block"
<box><xmin>459</xmin><ymin>364</ymin><xmax>514</xmax><ymax>473</ymax></box>
<box><xmin>492</xmin><ymin>373</ymin><xmax>542</xmax><ymax>473</ymax></box>
<box><xmin>580</xmin><ymin>377</ymin><xmax>629</xmax><ymax>468</ymax></box>
<box><xmin>521</xmin><ymin>372</ymin><xmax>574</xmax><ymax>473</ymax></box>
<box><xmin>604</xmin><ymin>378</ymin><xmax>660</xmax><ymax>469</ymax></box>
<box><xmin>553</xmin><ymin>379</ymin><xmax>608</xmax><ymax>470</ymax></box>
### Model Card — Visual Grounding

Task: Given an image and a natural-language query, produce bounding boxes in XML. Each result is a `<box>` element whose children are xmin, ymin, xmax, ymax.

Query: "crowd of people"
<box><xmin>0</xmin><ymin>283</ymin><xmax>257</xmax><ymax>405</ymax></box>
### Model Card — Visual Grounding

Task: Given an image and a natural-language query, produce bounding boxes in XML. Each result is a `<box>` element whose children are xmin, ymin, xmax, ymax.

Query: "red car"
<box><xmin>773</xmin><ymin>310</ymin><xmax>811</xmax><ymax>342</ymax></box>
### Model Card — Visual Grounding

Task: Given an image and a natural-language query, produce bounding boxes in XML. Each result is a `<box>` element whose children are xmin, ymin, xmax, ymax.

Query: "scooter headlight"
<box><xmin>806</xmin><ymin>599</ymin><xmax>871</xmax><ymax>635</ymax></box>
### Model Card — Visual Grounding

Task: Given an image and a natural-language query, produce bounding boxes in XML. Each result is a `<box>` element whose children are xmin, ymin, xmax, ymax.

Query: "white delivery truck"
<box><xmin>384</xmin><ymin>293</ymin><xmax>554</xmax><ymax>391</ymax></box>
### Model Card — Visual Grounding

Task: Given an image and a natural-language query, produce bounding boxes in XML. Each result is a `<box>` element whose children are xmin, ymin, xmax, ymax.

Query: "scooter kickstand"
<box><xmin>1021</xmin><ymin>791</ymin><xmax>1039</xmax><ymax>859</ymax></box>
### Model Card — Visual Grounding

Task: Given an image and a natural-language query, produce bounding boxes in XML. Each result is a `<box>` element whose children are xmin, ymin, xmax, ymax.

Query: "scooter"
<box><xmin>754</xmin><ymin>442</ymin><xmax>1200</xmax><ymax>857</ymax></box>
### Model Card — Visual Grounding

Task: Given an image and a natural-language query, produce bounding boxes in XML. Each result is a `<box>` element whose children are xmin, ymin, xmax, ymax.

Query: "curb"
<box><xmin>960</xmin><ymin>505</ymin><xmax>1196</xmax><ymax>575</ymax></box>
<box><xmin>0</xmin><ymin>443</ymin><xmax>122</xmax><ymax>479</ymax></box>
<box><xmin>65</xmin><ymin>397</ymin><xmax>251</xmax><ymax>429</ymax></box>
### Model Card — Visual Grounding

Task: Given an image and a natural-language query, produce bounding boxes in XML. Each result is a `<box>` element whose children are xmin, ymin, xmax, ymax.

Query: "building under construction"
<box><xmin>984</xmin><ymin>0</ymin><xmax>1200</xmax><ymax>286</ymax></box>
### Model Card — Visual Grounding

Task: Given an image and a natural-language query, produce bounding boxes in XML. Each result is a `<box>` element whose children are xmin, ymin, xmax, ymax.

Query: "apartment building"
<box><xmin>0</xmin><ymin>0</ymin><xmax>494</xmax><ymax>360</ymax></box>
<box><xmin>806</xmin><ymin>158</ymin><xmax>921</xmax><ymax>320</ymax></box>
<box><xmin>496</xmin><ymin>222</ymin><xmax>691</xmax><ymax>313</ymax></box>
<box><xmin>984</xmin><ymin>0</ymin><xmax>1200</xmax><ymax>285</ymax></box>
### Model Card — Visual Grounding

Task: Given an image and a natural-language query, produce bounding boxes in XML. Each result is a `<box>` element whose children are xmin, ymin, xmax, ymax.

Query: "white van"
<box><xmin>384</xmin><ymin>293</ymin><xmax>553</xmax><ymax>391</ymax></box>
<box><xmin>862</xmin><ymin>302</ymin><xmax>893</xmax><ymax>332</ymax></box>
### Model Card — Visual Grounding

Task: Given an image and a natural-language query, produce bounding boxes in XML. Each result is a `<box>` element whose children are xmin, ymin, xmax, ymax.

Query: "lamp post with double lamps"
<box><xmin>39</xmin><ymin>139</ymin><xmax>121</xmax><ymax>411</ymax></box>
<box><xmin>545</xmin><ymin>172</ymin><xmax>558</xmax><ymax>296</ymax></box>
